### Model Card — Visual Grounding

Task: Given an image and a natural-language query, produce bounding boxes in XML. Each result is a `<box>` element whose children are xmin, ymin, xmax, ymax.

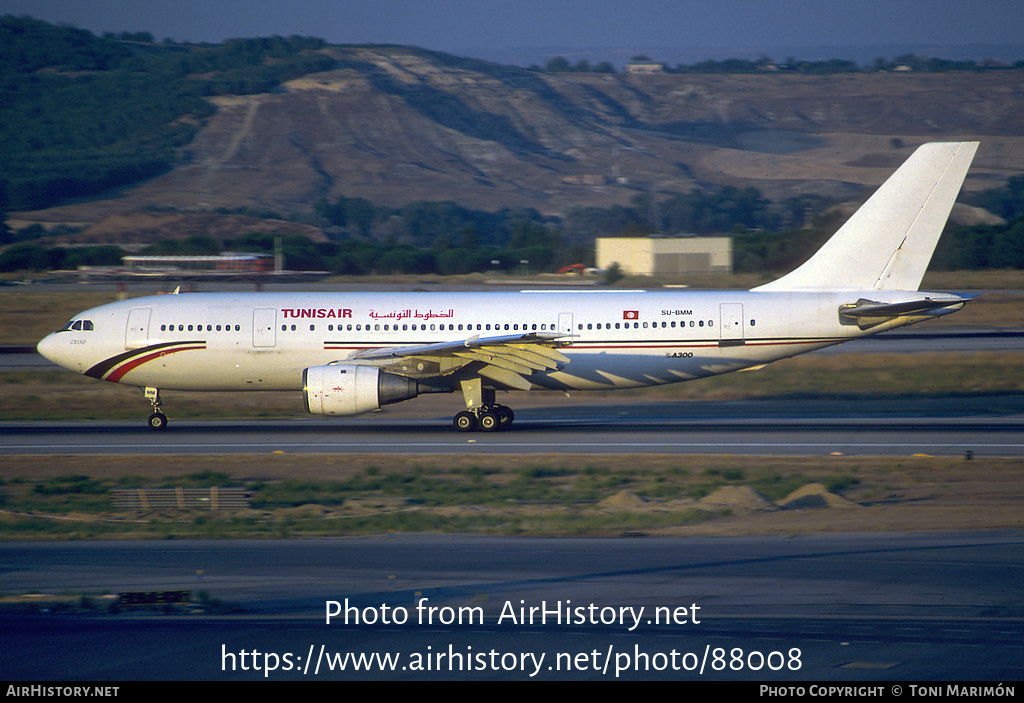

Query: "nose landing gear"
<box><xmin>145</xmin><ymin>387</ymin><xmax>168</xmax><ymax>431</ymax></box>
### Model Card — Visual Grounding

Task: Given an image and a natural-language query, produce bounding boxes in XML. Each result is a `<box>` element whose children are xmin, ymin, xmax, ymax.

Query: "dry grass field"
<box><xmin>2</xmin><ymin>453</ymin><xmax>1021</xmax><ymax>540</ymax></box>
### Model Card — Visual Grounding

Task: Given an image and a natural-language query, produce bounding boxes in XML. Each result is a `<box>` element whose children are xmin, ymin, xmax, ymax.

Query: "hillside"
<box><xmin>14</xmin><ymin>44</ymin><xmax>1024</xmax><ymax>228</ymax></box>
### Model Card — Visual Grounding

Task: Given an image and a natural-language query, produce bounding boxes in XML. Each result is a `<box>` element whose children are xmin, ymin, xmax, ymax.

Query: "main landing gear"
<box><xmin>145</xmin><ymin>387</ymin><xmax>168</xmax><ymax>431</ymax></box>
<box><xmin>453</xmin><ymin>379</ymin><xmax>515</xmax><ymax>432</ymax></box>
<box><xmin>453</xmin><ymin>405</ymin><xmax>514</xmax><ymax>432</ymax></box>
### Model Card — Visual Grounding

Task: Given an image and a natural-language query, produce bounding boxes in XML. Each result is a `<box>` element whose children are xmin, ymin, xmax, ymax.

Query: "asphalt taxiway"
<box><xmin>4</xmin><ymin>395</ymin><xmax>1023</xmax><ymax>457</ymax></box>
<box><xmin>1</xmin><ymin>533</ymin><xmax>1021</xmax><ymax>680</ymax></box>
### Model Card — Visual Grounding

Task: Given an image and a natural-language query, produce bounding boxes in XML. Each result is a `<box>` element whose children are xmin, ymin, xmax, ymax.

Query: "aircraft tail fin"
<box><xmin>753</xmin><ymin>141</ymin><xmax>978</xmax><ymax>292</ymax></box>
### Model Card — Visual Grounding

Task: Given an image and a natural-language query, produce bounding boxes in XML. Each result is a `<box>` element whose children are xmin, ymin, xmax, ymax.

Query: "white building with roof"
<box><xmin>596</xmin><ymin>236</ymin><xmax>732</xmax><ymax>275</ymax></box>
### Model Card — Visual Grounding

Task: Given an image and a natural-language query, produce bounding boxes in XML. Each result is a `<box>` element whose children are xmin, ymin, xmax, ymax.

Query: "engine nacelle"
<box><xmin>303</xmin><ymin>365</ymin><xmax>419</xmax><ymax>416</ymax></box>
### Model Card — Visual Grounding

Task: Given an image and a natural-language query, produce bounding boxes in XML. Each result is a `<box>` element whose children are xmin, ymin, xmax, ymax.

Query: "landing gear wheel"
<box><xmin>478</xmin><ymin>411</ymin><xmax>499</xmax><ymax>432</ymax></box>
<box><xmin>454</xmin><ymin>411</ymin><xmax>477</xmax><ymax>432</ymax></box>
<box><xmin>496</xmin><ymin>405</ymin><xmax>515</xmax><ymax>429</ymax></box>
<box><xmin>148</xmin><ymin>412</ymin><xmax>168</xmax><ymax>431</ymax></box>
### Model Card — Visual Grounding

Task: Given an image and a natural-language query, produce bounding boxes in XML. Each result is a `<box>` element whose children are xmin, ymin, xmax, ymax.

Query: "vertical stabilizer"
<box><xmin>753</xmin><ymin>141</ymin><xmax>978</xmax><ymax>292</ymax></box>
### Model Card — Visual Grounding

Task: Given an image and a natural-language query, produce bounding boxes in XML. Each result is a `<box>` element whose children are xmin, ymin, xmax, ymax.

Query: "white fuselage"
<box><xmin>36</xmin><ymin>289</ymin><xmax>956</xmax><ymax>394</ymax></box>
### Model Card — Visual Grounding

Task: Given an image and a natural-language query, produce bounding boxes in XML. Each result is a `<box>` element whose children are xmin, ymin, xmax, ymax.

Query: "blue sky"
<box><xmin>3</xmin><ymin>0</ymin><xmax>1023</xmax><ymax>66</ymax></box>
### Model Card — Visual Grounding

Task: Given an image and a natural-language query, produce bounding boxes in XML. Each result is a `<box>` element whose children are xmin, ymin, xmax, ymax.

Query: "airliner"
<box><xmin>37</xmin><ymin>141</ymin><xmax>979</xmax><ymax>432</ymax></box>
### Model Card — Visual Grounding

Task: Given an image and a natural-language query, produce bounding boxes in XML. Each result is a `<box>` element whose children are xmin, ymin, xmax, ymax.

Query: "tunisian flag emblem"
<box><xmin>623</xmin><ymin>310</ymin><xmax>639</xmax><ymax>320</ymax></box>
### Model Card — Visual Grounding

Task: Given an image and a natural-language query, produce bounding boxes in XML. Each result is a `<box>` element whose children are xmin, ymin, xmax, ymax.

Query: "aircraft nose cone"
<box><xmin>36</xmin><ymin>333</ymin><xmax>63</xmax><ymax>366</ymax></box>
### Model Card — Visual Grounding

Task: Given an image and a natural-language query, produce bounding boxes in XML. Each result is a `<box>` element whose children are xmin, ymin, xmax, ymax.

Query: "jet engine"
<box><xmin>303</xmin><ymin>364</ymin><xmax>419</xmax><ymax>415</ymax></box>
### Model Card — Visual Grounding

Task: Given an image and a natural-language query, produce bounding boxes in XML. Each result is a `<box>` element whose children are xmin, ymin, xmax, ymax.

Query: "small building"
<box><xmin>122</xmin><ymin>254</ymin><xmax>274</xmax><ymax>275</ymax></box>
<box><xmin>626</xmin><ymin>61</ymin><xmax>665</xmax><ymax>74</ymax></box>
<box><xmin>596</xmin><ymin>236</ymin><xmax>732</xmax><ymax>275</ymax></box>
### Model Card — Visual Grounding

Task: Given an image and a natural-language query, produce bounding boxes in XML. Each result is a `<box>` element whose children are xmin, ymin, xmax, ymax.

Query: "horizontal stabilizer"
<box><xmin>838</xmin><ymin>296</ymin><xmax>970</xmax><ymax>318</ymax></box>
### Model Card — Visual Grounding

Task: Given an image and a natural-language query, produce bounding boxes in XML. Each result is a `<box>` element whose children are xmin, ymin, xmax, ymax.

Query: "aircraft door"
<box><xmin>557</xmin><ymin>313</ymin><xmax>574</xmax><ymax>336</ymax></box>
<box><xmin>125</xmin><ymin>308</ymin><xmax>152</xmax><ymax>350</ymax></box>
<box><xmin>253</xmin><ymin>308</ymin><xmax>277</xmax><ymax>347</ymax></box>
<box><xmin>719</xmin><ymin>303</ymin><xmax>744</xmax><ymax>345</ymax></box>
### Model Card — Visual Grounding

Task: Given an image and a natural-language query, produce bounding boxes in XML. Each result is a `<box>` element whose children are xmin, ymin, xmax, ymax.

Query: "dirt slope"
<box><xmin>19</xmin><ymin>47</ymin><xmax>1024</xmax><ymax>225</ymax></box>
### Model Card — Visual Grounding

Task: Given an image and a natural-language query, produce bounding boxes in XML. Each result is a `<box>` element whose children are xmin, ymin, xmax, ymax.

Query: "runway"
<box><xmin>1</xmin><ymin>533</ymin><xmax>1022</xmax><ymax>680</ymax></box>
<box><xmin>4</xmin><ymin>395</ymin><xmax>1024</xmax><ymax>457</ymax></box>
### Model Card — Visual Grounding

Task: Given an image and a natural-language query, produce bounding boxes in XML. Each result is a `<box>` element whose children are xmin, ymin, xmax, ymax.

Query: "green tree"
<box><xmin>602</xmin><ymin>262</ymin><xmax>624</xmax><ymax>285</ymax></box>
<box><xmin>544</xmin><ymin>56</ymin><xmax>571</xmax><ymax>72</ymax></box>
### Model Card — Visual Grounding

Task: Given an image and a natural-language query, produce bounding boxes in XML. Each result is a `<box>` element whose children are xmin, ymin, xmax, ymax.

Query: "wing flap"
<box><xmin>508</xmin><ymin>343</ymin><xmax>570</xmax><ymax>365</ymax></box>
<box><xmin>477</xmin><ymin>364</ymin><xmax>534</xmax><ymax>391</ymax></box>
<box><xmin>346</xmin><ymin>331</ymin><xmax>571</xmax><ymax>389</ymax></box>
<box><xmin>350</xmin><ymin>331</ymin><xmax>566</xmax><ymax>361</ymax></box>
<box><xmin>499</xmin><ymin>346</ymin><xmax>562</xmax><ymax>370</ymax></box>
<box><xmin>454</xmin><ymin>350</ymin><xmax>536</xmax><ymax>375</ymax></box>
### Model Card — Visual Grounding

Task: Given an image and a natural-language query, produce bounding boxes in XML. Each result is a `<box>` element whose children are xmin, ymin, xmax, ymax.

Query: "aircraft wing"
<box><xmin>348</xmin><ymin>332</ymin><xmax>572</xmax><ymax>390</ymax></box>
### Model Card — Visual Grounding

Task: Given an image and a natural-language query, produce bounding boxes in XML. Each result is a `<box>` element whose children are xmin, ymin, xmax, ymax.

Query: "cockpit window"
<box><xmin>57</xmin><ymin>319</ymin><xmax>94</xmax><ymax>332</ymax></box>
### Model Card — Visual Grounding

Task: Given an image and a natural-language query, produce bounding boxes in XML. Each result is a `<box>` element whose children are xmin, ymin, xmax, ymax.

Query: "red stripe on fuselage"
<box><xmin>104</xmin><ymin>345</ymin><xmax>206</xmax><ymax>383</ymax></box>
